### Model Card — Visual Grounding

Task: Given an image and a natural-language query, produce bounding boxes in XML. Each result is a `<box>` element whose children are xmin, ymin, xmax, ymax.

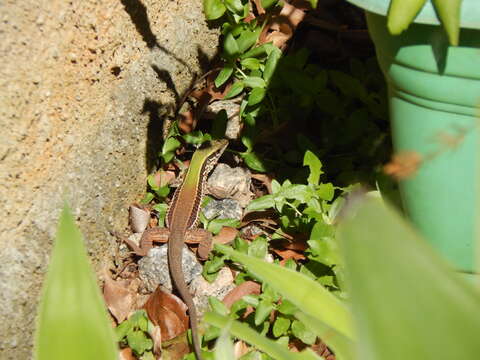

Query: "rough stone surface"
<box><xmin>138</xmin><ymin>245</ymin><xmax>202</xmax><ymax>293</ymax></box>
<box><xmin>0</xmin><ymin>0</ymin><xmax>218</xmax><ymax>358</ymax></box>
<box><xmin>203</xmin><ymin>198</ymin><xmax>244</xmax><ymax>221</ymax></box>
<box><xmin>208</xmin><ymin>163</ymin><xmax>253</xmax><ymax>207</ymax></box>
<box><xmin>191</xmin><ymin>267</ymin><xmax>235</xmax><ymax>315</ymax></box>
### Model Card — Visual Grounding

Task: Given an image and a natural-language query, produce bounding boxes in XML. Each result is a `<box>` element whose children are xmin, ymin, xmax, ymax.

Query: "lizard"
<box><xmin>126</xmin><ymin>139</ymin><xmax>229</xmax><ymax>360</ymax></box>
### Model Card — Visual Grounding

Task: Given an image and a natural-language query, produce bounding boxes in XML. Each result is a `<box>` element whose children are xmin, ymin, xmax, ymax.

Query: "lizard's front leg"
<box><xmin>125</xmin><ymin>227</ymin><xmax>170</xmax><ymax>256</ymax></box>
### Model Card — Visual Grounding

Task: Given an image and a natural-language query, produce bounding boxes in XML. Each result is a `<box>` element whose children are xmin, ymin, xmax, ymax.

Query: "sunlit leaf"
<box><xmin>203</xmin><ymin>0</ymin><xmax>227</xmax><ymax>20</ymax></box>
<box><xmin>34</xmin><ymin>205</ymin><xmax>117</xmax><ymax>360</ymax></box>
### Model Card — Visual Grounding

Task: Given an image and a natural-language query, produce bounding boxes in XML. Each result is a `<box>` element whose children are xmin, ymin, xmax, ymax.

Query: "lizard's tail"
<box><xmin>168</xmin><ymin>240</ymin><xmax>203</xmax><ymax>360</ymax></box>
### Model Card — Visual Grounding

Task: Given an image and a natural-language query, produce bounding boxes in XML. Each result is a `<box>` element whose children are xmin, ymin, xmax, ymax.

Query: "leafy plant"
<box><xmin>116</xmin><ymin>310</ymin><xmax>156</xmax><ymax>359</ymax></box>
<box><xmin>34</xmin><ymin>205</ymin><xmax>117</xmax><ymax>360</ymax></box>
<box><xmin>386</xmin><ymin>0</ymin><xmax>462</xmax><ymax>45</ymax></box>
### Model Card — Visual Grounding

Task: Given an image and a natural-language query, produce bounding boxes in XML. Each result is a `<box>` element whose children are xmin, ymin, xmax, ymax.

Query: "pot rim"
<box><xmin>347</xmin><ymin>0</ymin><xmax>480</xmax><ymax>29</ymax></box>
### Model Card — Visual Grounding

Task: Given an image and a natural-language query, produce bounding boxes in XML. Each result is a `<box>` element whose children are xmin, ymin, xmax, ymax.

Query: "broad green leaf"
<box><xmin>244</xmin><ymin>76</ymin><xmax>266</xmax><ymax>89</ymax></box>
<box><xmin>223</xmin><ymin>32</ymin><xmax>240</xmax><ymax>59</ymax></box>
<box><xmin>339</xmin><ymin>197</ymin><xmax>480</xmax><ymax>360</ymax></box>
<box><xmin>127</xmin><ymin>330</ymin><xmax>153</xmax><ymax>355</ymax></box>
<box><xmin>263</xmin><ymin>47</ymin><xmax>282</xmax><ymax>83</ymax></box>
<box><xmin>237</xmin><ymin>28</ymin><xmax>262</xmax><ymax>53</ymax></box>
<box><xmin>34</xmin><ymin>205</ymin><xmax>117</xmax><ymax>360</ymax></box>
<box><xmin>432</xmin><ymin>0</ymin><xmax>462</xmax><ymax>46</ymax></box>
<box><xmin>248</xmin><ymin>87</ymin><xmax>266</xmax><ymax>106</ymax></box>
<box><xmin>295</xmin><ymin>311</ymin><xmax>355</xmax><ymax>360</ymax></box>
<box><xmin>317</xmin><ymin>182</ymin><xmax>334</xmax><ymax>201</ymax></box>
<box><xmin>291</xmin><ymin>320</ymin><xmax>316</xmax><ymax>345</ymax></box>
<box><xmin>303</xmin><ymin>151</ymin><xmax>323</xmax><ymax>186</ymax></box>
<box><xmin>242</xmin><ymin>152</ymin><xmax>268</xmax><ymax>172</ymax></box>
<box><xmin>246</xmin><ymin>194</ymin><xmax>275</xmax><ymax>212</ymax></box>
<box><xmin>387</xmin><ymin>0</ymin><xmax>427</xmax><ymax>35</ymax></box>
<box><xmin>204</xmin><ymin>312</ymin><xmax>322</xmax><ymax>360</ymax></box>
<box><xmin>241</xmin><ymin>58</ymin><xmax>261</xmax><ymax>70</ymax></box>
<box><xmin>209</xmin><ymin>296</ymin><xmax>230</xmax><ymax>316</ymax></box>
<box><xmin>203</xmin><ymin>0</ymin><xmax>227</xmax><ymax>20</ymax></box>
<box><xmin>162</xmin><ymin>136</ymin><xmax>181</xmax><ymax>156</ymax></box>
<box><xmin>254</xmin><ymin>299</ymin><xmax>274</xmax><ymax>326</ymax></box>
<box><xmin>215</xmin><ymin>64</ymin><xmax>234</xmax><ymax>88</ymax></box>
<box><xmin>224</xmin><ymin>0</ymin><xmax>244</xmax><ymax>13</ymax></box>
<box><xmin>207</xmin><ymin>218</ymin><xmax>241</xmax><ymax>234</ymax></box>
<box><xmin>225</xmin><ymin>81</ymin><xmax>244</xmax><ymax>99</ymax></box>
<box><xmin>272</xmin><ymin>316</ymin><xmax>291</xmax><ymax>338</ymax></box>
<box><xmin>248</xmin><ymin>236</ymin><xmax>268</xmax><ymax>259</ymax></box>
<box><xmin>329</xmin><ymin>70</ymin><xmax>367</xmax><ymax>101</ymax></box>
<box><xmin>215</xmin><ymin>244</ymin><xmax>353</xmax><ymax>338</ymax></box>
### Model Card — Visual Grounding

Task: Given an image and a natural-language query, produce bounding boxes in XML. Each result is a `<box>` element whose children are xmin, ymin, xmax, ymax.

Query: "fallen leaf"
<box><xmin>103</xmin><ymin>274</ymin><xmax>135</xmax><ymax>323</ymax></box>
<box><xmin>251</xmin><ymin>173</ymin><xmax>274</xmax><ymax>194</ymax></box>
<box><xmin>143</xmin><ymin>287</ymin><xmax>189</xmax><ymax>341</ymax></box>
<box><xmin>148</xmin><ymin>324</ymin><xmax>163</xmax><ymax>357</ymax></box>
<box><xmin>222</xmin><ymin>281</ymin><xmax>261</xmax><ymax>308</ymax></box>
<box><xmin>213</xmin><ymin>226</ymin><xmax>239</xmax><ymax>245</ymax></box>
<box><xmin>271</xmin><ymin>248</ymin><xmax>305</xmax><ymax>261</ymax></box>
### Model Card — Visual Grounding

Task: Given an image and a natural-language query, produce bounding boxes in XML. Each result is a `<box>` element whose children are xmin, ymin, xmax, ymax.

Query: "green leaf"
<box><xmin>237</xmin><ymin>28</ymin><xmax>262</xmax><ymax>53</ymax></box>
<box><xmin>215</xmin><ymin>64</ymin><xmax>234</xmax><ymax>88</ymax></box>
<box><xmin>207</xmin><ymin>218</ymin><xmax>241</xmax><ymax>234</ymax></box>
<box><xmin>291</xmin><ymin>320</ymin><xmax>316</xmax><ymax>345</ymax></box>
<box><xmin>432</xmin><ymin>0</ymin><xmax>462</xmax><ymax>46</ymax></box>
<box><xmin>205</xmin><ymin>312</ymin><xmax>322</xmax><ymax>360</ymax></box>
<box><xmin>127</xmin><ymin>330</ymin><xmax>153</xmax><ymax>355</ymax></box>
<box><xmin>162</xmin><ymin>137</ymin><xmax>181</xmax><ymax>157</ymax></box>
<box><xmin>254</xmin><ymin>299</ymin><xmax>274</xmax><ymax>326</ymax></box>
<box><xmin>261</xmin><ymin>0</ymin><xmax>279</xmax><ymax>9</ymax></box>
<box><xmin>248</xmin><ymin>87</ymin><xmax>266</xmax><ymax>106</ymax></box>
<box><xmin>277</xmin><ymin>299</ymin><xmax>297</xmax><ymax>315</ymax></box>
<box><xmin>209</xmin><ymin>296</ymin><xmax>230</xmax><ymax>316</ymax></box>
<box><xmin>307</xmin><ymin>238</ymin><xmax>339</xmax><ymax>267</ymax></box>
<box><xmin>339</xmin><ymin>197</ymin><xmax>480</xmax><ymax>360</ymax></box>
<box><xmin>152</xmin><ymin>203</ymin><xmax>168</xmax><ymax>227</ymax></box>
<box><xmin>224</xmin><ymin>32</ymin><xmax>240</xmax><ymax>59</ymax></box>
<box><xmin>246</xmin><ymin>195</ymin><xmax>275</xmax><ymax>213</ymax></box>
<box><xmin>215</xmin><ymin>244</ymin><xmax>353</xmax><ymax>338</ymax></box>
<box><xmin>242</xmin><ymin>152</ymin><xmax>268</xmax><ymax>172</ymax></box>
<box><xmin>234</xmin><ymin>236</ymin><xmax>249</xmax><ymax>253</ymax></box>
<box><xmin>225</xmin><ymin>81</ymin><xmax>245</xmax><ymax>99</ymax></box>
<box><xmin>248</xmin><ymin>236</ymin><xmax>268</xmax><ymax>259</ymax></box>
<box><xmin>317</xmin><ymin>182</ymin><xmax>334</xmax><ymax>201</ymax></box>
<box><xmin>203</xmin><ymin>0</ymin><xmax>227</xmax><ymax>20</ymax></box>
<box><xmin>34</xmin><ymin>205</ymin><xmax>117</xmax><ymax>360</ymax></box>
<box><xmin>244</xmin><ymin>76</ymin><xmax>266</xmax><ymax>89</ymax></box>
<box><xmin>272</xmin><ymin>316</ymin><xmax>291</xmax><ymax>338</ymax></box>
<box><xmin>115</xmin><ymin>320</ymin><xmax>133</xmax><ymax>341</ymax></box>
<box><xmin>263</xmin><ymin>47</ymin><xmax>282</xmax><ymax>83</ymax></box>
<box><xmin>387</xmin><ymin>0</ymin><xmax>428</xmax><ymax>35</ymax></box>
<box><xmin>329</xmin><ymin>70</ymin><xmax>367</xmax><ymax>101</ymax></box>
<box><xmin>303</xmin><ymin>151</ymin><xmax>323</xmax><ymax>186</ymax></box>
<box><xmin>241</xmin><ymin>58</ymin><xmax>261</xmax><ymax>70</ymax></box>
<box><xmin>224</xmin><ymin>0</ymin><xmax>244</xmax><ymax>13</ymax></box>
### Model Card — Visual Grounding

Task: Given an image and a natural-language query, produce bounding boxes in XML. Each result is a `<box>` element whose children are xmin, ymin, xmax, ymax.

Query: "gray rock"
<box><xmin>191</xmin><ymin>267</ymin><xmax>235</xmax><ymax>315</ymax></box>
<box><xmin>203</xmin><ymin>198</ymin><xmax>243</xmax><ymax>221</ymax></box>
<box><xmin>138</xmin><ymin>245</ymin><xmax>202</xmax><ymax>293</ymax></box>
<box><xmin>207</xmin><ymin>163</ymin><xmax>253</xmax><ymax>208</ymax></box>
<box><xmin>205</xmin><ymin>97</ymin><xmax>243</xmax><ymax>140</ymax></box>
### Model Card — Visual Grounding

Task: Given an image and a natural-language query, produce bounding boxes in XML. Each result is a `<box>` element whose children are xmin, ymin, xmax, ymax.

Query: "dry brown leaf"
<box><xmin>223</xmin><ymin>281</ymin><xmax>261</xmax><ymax>308</ymax></box>
<box><xmin>103</xmin><ymin>274</ymin><xmax>135</xmax><ymax>323</ymax></box>
<box><xmin>143</xmin><ymin>286</ymin><xmax>189</xmax><ymax>341</ymax></box>
<box><xmin>383</xmin><ymin>151</ymin><xmax>423</xmax><ymax>180</ymax></box>
<box><xmin>272</xmin><ymin>248</ymin><xmax>305</xmax><ymax>261</ymax></box>
<box><xmin>279</xmin><ymin>2</ymin><xmax>306</xmax><ymax>27</ymax></box>
<box><xmin>153</xmin><ymin>169</ymin><xmax>177</xmax><ymax>187</ymax></box>
<box><xmin>213</xmin><ymin>226</ymin><xmax>239</xmax><ymax>245</ymax></box>
<box><xmin>118</xmin><ymin>347</ymin><xmax>136</xmax><ymax>360</ymax></box>
<box><xmin>149</xmin><ymin>324</ymin><xmax>163</xmax><ymax>357</ymax></box>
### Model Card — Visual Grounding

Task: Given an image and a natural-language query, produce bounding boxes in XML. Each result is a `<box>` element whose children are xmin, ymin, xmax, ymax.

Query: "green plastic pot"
<box><xmin>347</xmin><ymin>0</ymin><xmax>480</xmax><ymax>273</ymax></box>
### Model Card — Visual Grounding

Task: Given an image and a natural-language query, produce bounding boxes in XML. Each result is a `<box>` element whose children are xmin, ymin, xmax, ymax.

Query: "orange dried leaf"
<box><xmin>384</xmin><ymin>151</ymin><xmax>423</xmax><ymax>180</ymax></box>
<box><xmin>143</xmin><ymin>287</ymin><xmax>189</xmax><ymax>341</ymax></box>
<box><xmin>118</xmin><ymin>348</ymin><xmax>136</xmax><ymax>360</ymax></box>
<box><xmin>213</xmin><ymin>226</ymin><xmax>239</xmax><ymax>245</ymax></box>
<box><xmin>223</xmin><ymin>281</ymin><xmax>262</xmax><ymax>308</ymax></box>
